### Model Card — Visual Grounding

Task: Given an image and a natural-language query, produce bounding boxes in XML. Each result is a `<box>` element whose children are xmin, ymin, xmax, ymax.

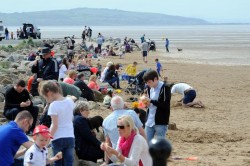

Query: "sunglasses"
<box><xmin>117</xmin><ymin>125</ymin><xmax>127</xmax><ymax>129</ymax></box>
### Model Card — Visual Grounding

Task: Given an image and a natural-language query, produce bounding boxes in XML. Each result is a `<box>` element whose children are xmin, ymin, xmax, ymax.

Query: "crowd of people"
<box><xmin>0</xmin><ymin>30</ymin><xmax>205</xmax><ymax>166</ymax></box>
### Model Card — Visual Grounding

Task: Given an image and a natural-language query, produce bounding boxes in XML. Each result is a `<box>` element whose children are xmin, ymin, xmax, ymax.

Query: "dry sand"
<box><xmin>89</xmin><ymin>49</ymin><xmax>250</xmax><ymax>166</ymax></box>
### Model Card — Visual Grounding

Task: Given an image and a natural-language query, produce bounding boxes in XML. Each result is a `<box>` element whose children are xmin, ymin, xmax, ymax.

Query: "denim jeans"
<box><xmin>107</xmin><ymin>77</ymin><xmax>120</xmax><ymax>88</ymax></box>
<box><xmin>52</xmin><ymin>137</ymin><xmax>75</xmax><ymax>166</ymax></box>
<box><xmin>145</xmin><ymin>125</ymin><xmax>168</xmax><ymax>143</ymax></box>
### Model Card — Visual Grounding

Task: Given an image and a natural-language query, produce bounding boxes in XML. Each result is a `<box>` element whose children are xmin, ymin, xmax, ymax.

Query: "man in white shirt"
<box><xmin>171</xmin><ymin>83</ymin><xmax>205</xmax><ymax>108</ymax></box>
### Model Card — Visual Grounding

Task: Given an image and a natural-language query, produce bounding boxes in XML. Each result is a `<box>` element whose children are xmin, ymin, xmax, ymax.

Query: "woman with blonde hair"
<box><xmin>88</xmin><ymin>75</ymin><xmax>100</xmax><ymax>91</ymax></box>
<box><xmin>101</xmin><ymin>115</ymin><xmax>152</xmax><ymax>166</ymax></box>
<box><xmin>39</xmin><ymin>80</ymin><xmax>75</xmax><ymax>166</ymax></box>
<box><xmin>63</xmin><ymin>70</ymin><xmax>77</xmax><ymax>84</ymax></box>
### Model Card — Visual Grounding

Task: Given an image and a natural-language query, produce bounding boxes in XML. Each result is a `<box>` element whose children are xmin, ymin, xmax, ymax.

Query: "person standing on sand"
<box><xmin>165</xmin><ymin>38</ymin><xmax>170</xmax><ymax>52</ymax></box>
<box><xmin>171</xmin><ymin>83</ymin><xmax>205</xmax><ymax>108</ymax></box>
<box><xmin>142</xmin><ymin>70</ymin><xmax>171</xmax><ymax>143</ymax></box>
<box><xmin>141</xmin><ymin>34</ymin><xmax>145</xmax><ymax>43</ymax></box>
<box><xmin>141</xmin><ymin>41</ymin><xmax>149</xmax><ymax>63</ymax></box>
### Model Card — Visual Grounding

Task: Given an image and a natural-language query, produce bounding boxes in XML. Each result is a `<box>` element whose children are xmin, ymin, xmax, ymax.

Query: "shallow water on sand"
<box><xmin>8</xmin><ymin>25</ymin><xmax>250</xmax><ymax>65</ymax></box>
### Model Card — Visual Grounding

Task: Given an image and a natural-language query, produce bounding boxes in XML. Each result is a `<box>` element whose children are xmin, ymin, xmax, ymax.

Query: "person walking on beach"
<box><xmin>87</xmin><ymin>27</ymin><xmax>92</xmax><ymax>41</ymax></box>
<box><xmin>5</xmin><ymin>28</ymin><xmax>9</xmax><ymax>40</ymax></box>
<box><xmin>141</xmin><ymin>41</ymin><xmax>149</xmax><ymax>63</ymax></box>
<box><xmin>165</xmin><ymin>38</ymin><xmax>170</xmax><ymax>52</ymax></box>
<box><xmin>155</xmin><ymin>58</ymin><xmax>163</xmax><ymax>77</ymax></box>
<box><xmin>97</xmin><ymin>33</ymin><xmax>105</xmax><ymax>53</ymax></box>
<box><xmin>141</xmin><ymin>34</ymin><xmax>145</xmax><ymax>43</ymax></box>
<box><xmin>171</xmin><ymin>83</ymin><xmax>205</xmax><ymax>108</ymax></box>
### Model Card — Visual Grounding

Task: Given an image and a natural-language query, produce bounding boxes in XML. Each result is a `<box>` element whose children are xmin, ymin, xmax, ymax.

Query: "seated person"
<box><xmin>108</xmin><ymin>47</ymin><xmax>117</xmax><ymax>56</ymax></box>
<box><xmin>104</xmin><ymin>65</ymin><xmax>121</xmax><ymax>89</ymax></box>
<box><xmin>125</xmin><ymin>61</ymin><xmax>138</xmax><ymax>82</ymax></box>
<box><xmin>3</xmin><ymin>80</ymin><xmax>39</xmax><ymax>132</ymax></box>
<box><xmin>58</xmin><ymin>82</ymin><xmax>82</xmax><ymax>100</ymax></box>
<box><xmin>74</xmin><ymin>73</ymin><xmax>95</xmax><ymax>101</ymax></box>
<box><xmin>88</xmin><ymin>44</ymin><xmax>95</xmax><ymax>53</ymax></box>
<box><xmin>100</xmin><ymin>61</ymin><xmax>113</xmax><ymax>82</ymax></box>
<box><xmin>63</xmin><ymin>70</ymin><xmax>77</xmax><ymax>84</ymax></box>
<box><xmin>73</xmin><ymin>101</ymin><xmax>104</xmax><ymax>163</ymax></box>
<box><xmin>88</xmin><ymin>75</ymin><xmax>100</xmax><ymax>91</ymax></box>
<box><xmin>101</xmin><ymin>115</ymin><xmax>152</xmax><ymax>166</ymax></box>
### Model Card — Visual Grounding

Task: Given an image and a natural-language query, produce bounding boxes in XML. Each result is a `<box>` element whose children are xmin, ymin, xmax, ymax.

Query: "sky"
<box><xmin>0</xmin><ymin>0</ymin><xmax>249</xmax><ymax>23</ymax></box>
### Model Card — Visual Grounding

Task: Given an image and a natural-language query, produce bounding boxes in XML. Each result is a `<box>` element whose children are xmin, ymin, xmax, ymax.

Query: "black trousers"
<box><xmin>4</xmin><ymin>106</ymin><xmax>39</xmax><ymax>132</ymax></box>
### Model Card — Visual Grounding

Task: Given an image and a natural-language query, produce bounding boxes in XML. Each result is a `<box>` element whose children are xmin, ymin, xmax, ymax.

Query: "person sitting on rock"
<box><xmin>31</xmin><ymin>47</ymin><xmax>59</xmax><ymax>96</ymax></box>
<box><xmin>73</xmin><ymin>101</ymin><xmax>104</xmax><ymax>163</ymax></box>
<box><xmin>63</xmin><ymin>70</ymin><xmax>77</xmax><ymax>85</ymax></box>
<box><xmin>0</xmin><ymin>111</ymin><xmax>33</xmax><ymax>166</ymax></box>
<box><xmin>3</xmin><ymin>80</ymin><xmax>39</xmax><ymax>133</ymax></box>
<box><xmin>104</xmin><ymin>64</ymin><xmax>121</xmax><ymax>89</ymax></box>
<box><xmin>74</xmin><ymin>73</ymin><xmax>95</xmax><ymax>101</ymax></box>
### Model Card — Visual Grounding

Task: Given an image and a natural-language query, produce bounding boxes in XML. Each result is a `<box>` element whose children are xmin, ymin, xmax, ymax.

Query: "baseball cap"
<box><xmin>39</xmin><ymin>47</ymin><xmax>51</xmax><ymax>56</ymax></box>
<box><xmin>33</xmin><ymin>125</ymin><xmax>53</xmax><ymax>139</ymax></box>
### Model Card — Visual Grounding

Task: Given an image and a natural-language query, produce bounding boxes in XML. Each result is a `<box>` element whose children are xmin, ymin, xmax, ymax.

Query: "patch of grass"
<box><xmin>0</xmin><ymin>38</ymin><xmax>43</xmax><ymax>52</ymax></box>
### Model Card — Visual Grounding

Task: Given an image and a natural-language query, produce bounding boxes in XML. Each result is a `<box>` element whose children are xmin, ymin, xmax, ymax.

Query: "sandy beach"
<box><xmin>1</xmin><ymin>36</ymin><xmax>250</xmax><ymax>165</ymax></box>
<box><xmin>86</xmin><ymin>48</ymin><xmax>250</xmax><ymax>166</ymax></box>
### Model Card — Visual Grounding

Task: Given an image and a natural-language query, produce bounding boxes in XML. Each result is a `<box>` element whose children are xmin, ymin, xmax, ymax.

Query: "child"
<box><xmin>24</xmin><ymin>125</ymin><xmax>62</xmax><ymax>165</ymax></box>
<box><xmin>39</xmin><ymin>81</ymin><xmax>75</xmax><ymax>166</ymax></box>
<box><xmin>96</xmin><ymin>63</ymin><xmax>102</xmax><ymax>78</ymax></box>
<box><xmin>125</xmin><ymin>61</ymin><xmax>138</xmax><ymax>83</ymax></box>
<box><xmin>155</xmin><ymin>58</ymin><xmax>163</xmax><ymax>77</ymax></box>
<box><xmin>103</xmin><ymin>90</ymin><xmax>113</xmax><ymax>107</ymax></box>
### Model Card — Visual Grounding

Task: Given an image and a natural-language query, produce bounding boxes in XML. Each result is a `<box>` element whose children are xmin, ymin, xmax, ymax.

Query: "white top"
<box><xmin>24</xmin><ymin>144</ymin><xmax>48</xmax><ymax>166</ymax></box>
<box><xmin>171</xmin><ymin>83</ymin><xmax>193</xmax><ymax>95</ymax></box>
<box><xmin>48</xmin><ymin>97</ymin><xmax>75</xmax><ymax>140</ymax></box>
<box><xmin>110</xmin><ymin>134</ymin><xmax>152</xmax><ymax>166</ymax></box>
<box><xmin>59</xmin><ymin>64</ymin><xmax>68</xmax><ymax>80</ymax></box>
<box><xmin>100</xmin><ymin>66</ymin><xmax>109</xmax><ymax>82</ymax></box>
<box><xmin>146</xmin><ymin>81</ymin><xmax>164</xmax><ymax>127</ymax></box>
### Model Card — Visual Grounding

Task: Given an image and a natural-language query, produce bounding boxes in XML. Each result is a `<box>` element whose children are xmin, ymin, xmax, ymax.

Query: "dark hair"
<box><xmin>15</xmin><ymin>110</ymin><xmax>33</xmax><ymax>121</ymax></box>
<box><xmin>62</xmin><ymin>58</ymin><xmax>68</xmax><ymax>69</ymax></box>
<box><xmin>16</xmin><ymin>80</ymin><xmax>26</xmax><ymax>87</ymax></box>
<box><xmin>108</xmin><ymin>64</ymin><xmax>116</xmax><ymax>71</ymax></box>
<box><xmin>143</xmin><ymin>70</ymin><xmax>159</xmax><ymax>82</ymax></box>
<box><xmin>77</xmin><ymin>73</ymin><xmax>84</xmax><ymax>80</ymax></box>
<box><xmin>155</xmin><ymin>59</ymin><xmax>159</xmax><ymax>62</ymax></box>
<box><xmin>115</xmin><ymin>64</ymin><xmax>120</xmax><ymax>70</ymax></box>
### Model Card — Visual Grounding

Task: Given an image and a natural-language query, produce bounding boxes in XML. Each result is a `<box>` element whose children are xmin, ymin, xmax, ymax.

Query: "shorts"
<box><xmin>183</xmin><ymin>90</ymin><xmax>196</xmax><ymax>104</ymax></box>
<box><xmin>142</xmin><ymin>51</ymin><xmax>147</xmax><ymax>57</ymax></box>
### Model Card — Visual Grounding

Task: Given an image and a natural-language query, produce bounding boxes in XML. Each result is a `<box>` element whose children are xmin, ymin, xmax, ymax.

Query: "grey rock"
<box><xmin>0</xmin><ymin>93</ymin><xmax>5</xmax><ymax>102</ymax></box>
<box><xmin>0</xmin><ymin>61</ymin><xmax>11</xmax><ymax>69</ymax></box>
<box><xmin>10</xmin><ymin>63</ymin><xmax>20</xmax><ymax>69</ymax></box>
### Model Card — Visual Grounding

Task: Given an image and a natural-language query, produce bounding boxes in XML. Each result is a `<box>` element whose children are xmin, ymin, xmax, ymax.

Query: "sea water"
<box><xmin>7</xmin><ymin>25</ymin><xmax>250</xmax><ymax>65</ymax></box>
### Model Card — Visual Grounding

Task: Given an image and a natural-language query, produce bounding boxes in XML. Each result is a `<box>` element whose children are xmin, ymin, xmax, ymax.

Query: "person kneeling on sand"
<box><xmin>171</xmin><ymin>83</ymin><xmax>204</xmax><ymax>108</ymax></box>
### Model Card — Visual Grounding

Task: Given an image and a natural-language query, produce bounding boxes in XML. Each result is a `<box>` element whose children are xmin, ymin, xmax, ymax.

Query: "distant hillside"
<box><xmin>0</xmin><ymin>8</ymin><xmax>209</xmax><ymax>26</ymax></box>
